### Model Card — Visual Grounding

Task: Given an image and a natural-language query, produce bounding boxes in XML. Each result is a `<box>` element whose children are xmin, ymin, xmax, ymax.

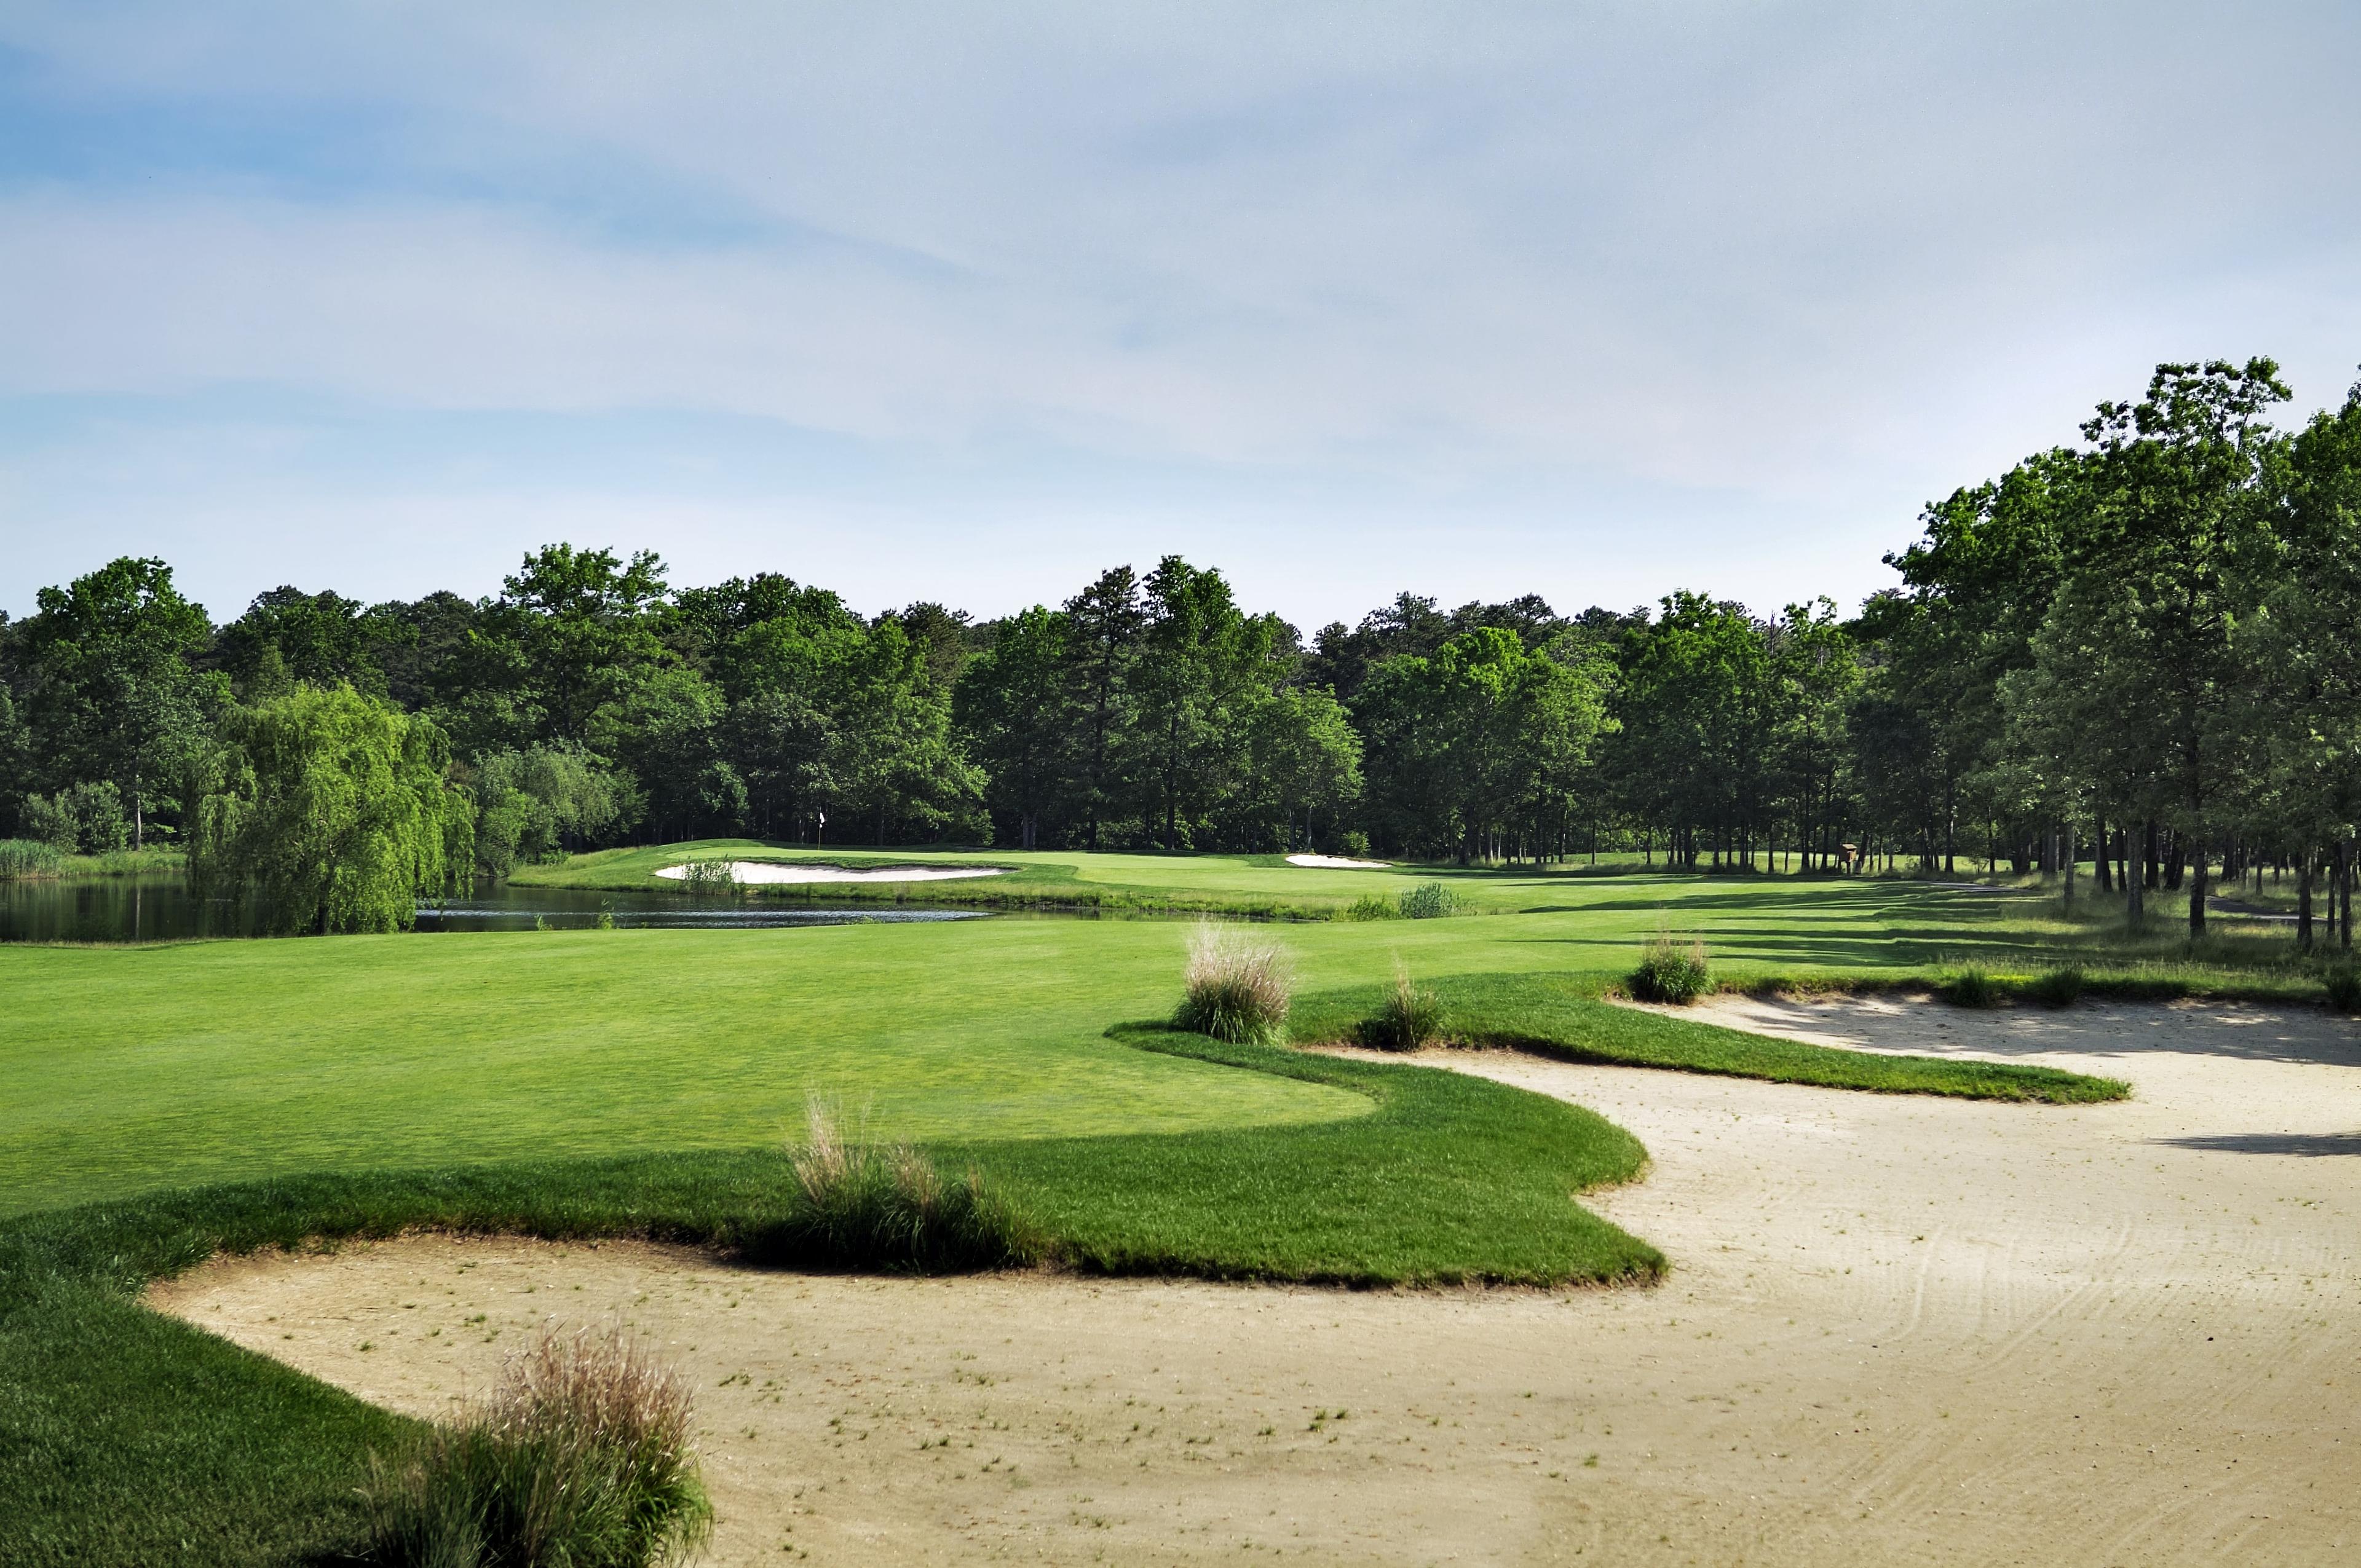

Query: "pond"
<box><xmin>0</xmin><ymin>875</ymin><xmax>988</xmax><ymax>944</ymax></box>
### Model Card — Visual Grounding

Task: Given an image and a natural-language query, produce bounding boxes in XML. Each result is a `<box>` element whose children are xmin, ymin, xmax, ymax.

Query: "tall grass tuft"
<box><xmin>2026</xmin><ymin>965</ymin><xmax>2086</xmax><ymax>1007</ymax></box>
<box><xmin>1628</xmin><ymin>932</ymin><xmax>1712</xmax><ymax>1004</ymax></box>
<box><xmin>1174</xmin><ymin>921</ymin><xmax>1294</xmax><ymax>1045</ymax></box>
<box><xmin>1355</xmin><ymin>961</ymin><xmax>1445</xmax><ymax>1051</ymax></box>
<box><xmin>1397</xmin><ymin>882</ymin><xmax>1459</xmax><ymax>920</ymax></box>
<box><xmin>2325</xmin><ymin>964</ymin><xmax>2361</xmax><ymax>1015</ymax></box>
<box><xmin>1942</xmin><ymin>962</ymin><xmax>2001</xmax><ymax>1009</ymax></box>
<box><xmin>363</xmin><ymin>1322</ymin><xmax>712</xmax><ymax>1568</ymax></box>
<box><xmin>679</xmin><ymin>859</ymin><xmax>740</xmax><ymax>896</ymax></box>
<box><xmin>1340</xmin><ymin>892</ymin><xmax>1397</xmax><ymax>921</ymax></box>
<box><xmin>745</xmin><ymin>1100</ymin><xmax>1043</xmax><ymax>1272</ymax></box>
<box><xmin>0</xmin><ymin>838</ymin><xmax>64</xmax><ymax>880</ymax></box>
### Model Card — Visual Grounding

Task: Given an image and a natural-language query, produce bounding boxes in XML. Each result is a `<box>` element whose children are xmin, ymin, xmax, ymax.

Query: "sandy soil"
<box><xmin>1284</xmin><ymin>854</ymin><xmax>1393</xmax><ymax>869</ymax></box>
<box><xmin>151</xmin><ymin>997</ymin><xmax>2361</xmax><ymax>1565</ymax></box>
<box><xmin>656</xmin><ymin>862</ymin><xmax>1006</xmax><ymax>884</ymax></box>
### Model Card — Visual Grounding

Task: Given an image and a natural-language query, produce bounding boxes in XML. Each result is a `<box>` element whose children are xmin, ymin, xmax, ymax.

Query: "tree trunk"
<box><xmin>2298</xmin><ymin>853</ymin><xmax>2315</xmax><ymax>950</ymax></box>
<box><xmin>2095</xmin><ymin>816</ymin><xmax>2111</xmax><ymax>892</ymax></box>
<box><xmin>2187</xmin><ymin>830</ymin><xmax>2207</xmax><ymax>940</ymax></box>
<box><xmin>2127</xmin><ymin>823</ymin><xmax>2148</xmax><ymax>925</ymax></box>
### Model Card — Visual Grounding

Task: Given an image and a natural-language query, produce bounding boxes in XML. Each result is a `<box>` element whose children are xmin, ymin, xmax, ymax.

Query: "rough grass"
<box><xmin>751</xmin><ymin>1100</ymin><xmax>1042</xmax><ymax>1271</ymax></box>
<box><xmin>1627</xmin><ymin>933</ymin><xmax>1711</xmax><ymax>1003</ymax></box>
<box><xmin>1353</xmin><ymin>962</ymin><xmax>1443</xmax><ymax>1051</ymax></box>
<box><xmin>0</xmin><ymin>1026</ymin><xmax>1655</xmax><ymax>1565</ymax></box>
<box><xmin>0</xmin><ymin>840</ymin><xmax>65</xmax><ymax>880</ymax></box>
<box><xmin>361</xmin><ymin>1323</ymin><xmax>711</xmax><ymax>1568</ymax></box>
<box><xmin>1291</xmin><ymin>972</ymin><xmax>2129</xmax><ymax>1103</ymax></box>
<box><xmin>1173</xmin><ymin>923</ymin><xmax>1293</xmax><ymax>1046</ymax></box>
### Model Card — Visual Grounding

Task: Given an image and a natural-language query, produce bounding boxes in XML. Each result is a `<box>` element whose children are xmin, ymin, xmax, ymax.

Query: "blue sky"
<box><xmin>2</xmin><ymin>2</ymin><xmax>2357</xmax><ymax>628</ymax></box>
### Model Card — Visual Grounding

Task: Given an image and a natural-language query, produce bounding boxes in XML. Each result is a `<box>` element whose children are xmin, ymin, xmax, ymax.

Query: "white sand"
<box><xmin>656</xmin><ymin>861</ymin><xmax>1006</xmax><ymax>884</ymax></box>
<box><xmin>153</xmin><ymin>997</ymin><xmax>2361</xmax><ymax>1565</ymax></box>
<box><xmin>1283</xmin><ymin>853</ymin><xmax>1393</xmax><ymax>869</ymax></box>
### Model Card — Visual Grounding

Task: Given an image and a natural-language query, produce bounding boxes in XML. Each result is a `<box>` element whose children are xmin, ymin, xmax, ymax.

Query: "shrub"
<box><xmin>1627</xmin><ymin>934</ymin><xmax>1712</xmax><ymax>1004</ymax></box>
<box><xmin>0</xmin><ymin>838</ymin><xmax>63</xmax><ymax>880</ymax></box>
<box><xmin>1174</xmin><ymin>921</ymin><xmax>1294</xmax><ymax>1045</ymax></box>
<box><xmin>18</xmin><ymin>786</ymin><xmax>124</xmax><ymax>855</ymax></box>
<box><xmin>1356</xmin><ymin>961</ymin><xmax>1445</xmax><ymax>1051</ymax></box>
<box><xmin>363</xmin><ymin>1323</ymin><xmax>712</xmax><ymax>1568</ymax></box>
<box><xmin>2026</xmin><ymin>966</ymin><xmax>2085</xmax><ymax>1007</ymax></box>
<box><xmin>1397</xmin><ymin>882</ymin><xmax>1459</xmax><ymax>920</ymax></box>
<box><xmin>1340</xmin><ymin>893</ymin><xmax>1396</xmax><ymax>921</ymax></box>
<box><xmin>679</xmin><ymin>859</ymin><xmax>740</xmax><ymax>896</ymax></box>
<box><xmin>745</xmin><ymin>1100</ymin><xmax>1042</xmax><ymax>1271</ymax></box>
<box><xmin>1339</xmin><ymin>830</ymin><xmax>1372</xmax><ymax>858</ymax></box>
<box><xmin>2325</xmin><ymin>965</ymin><xmax>2361</xmax><ymax>1015</ymax></box>
<box><xmin>1943</xmin><ymin>963</ymin><xmax>2001</xmax><ymax>1009</ymax></box>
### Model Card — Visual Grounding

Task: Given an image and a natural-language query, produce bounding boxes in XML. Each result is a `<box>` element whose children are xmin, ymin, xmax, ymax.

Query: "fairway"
<box><xmin>2</xmin><ymin>873</ymin><xmax>2108</xmax><ymax>1216</ymax></box>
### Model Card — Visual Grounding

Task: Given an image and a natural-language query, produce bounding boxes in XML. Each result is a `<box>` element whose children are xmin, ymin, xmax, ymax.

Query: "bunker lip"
<box><xmin>1283</xmin><ymin>853</ymin><xmax>1393</xmax><ymax>869</ymax></box>
<box><xmin>655</xmin><ymin>862</ymin><xmax>1008</xmax><ymax>884</ymax></box>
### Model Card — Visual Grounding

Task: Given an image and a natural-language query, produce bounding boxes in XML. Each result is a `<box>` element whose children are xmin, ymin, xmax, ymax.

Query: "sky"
<box><xmin>1</xmin><ymin>2</ymin><xmax>2357</xmax><ymax>631</ymax></box>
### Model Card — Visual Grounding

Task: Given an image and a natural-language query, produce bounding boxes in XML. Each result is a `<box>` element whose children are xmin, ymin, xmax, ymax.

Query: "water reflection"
<box><xmin>0</xmin><ymin>875</ymin><xmax>986</xmax><ymax>943</ymax></box>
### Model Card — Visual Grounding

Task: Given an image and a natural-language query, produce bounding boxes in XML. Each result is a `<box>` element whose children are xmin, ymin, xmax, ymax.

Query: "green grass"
<box><xmin>0</xmin><ymin>1025</ymin><xmax>1653</xmax><ymax>1565</ymax></box>
<box><xmin>0</xmin><ymin>853</ymin><xmax>2231</xmax><ymax>1562</ymax></box>
<box><xmin>1291</xmin><ymin>972</ymin><xmax>2127</xmax><ymax>1102</ymax></box>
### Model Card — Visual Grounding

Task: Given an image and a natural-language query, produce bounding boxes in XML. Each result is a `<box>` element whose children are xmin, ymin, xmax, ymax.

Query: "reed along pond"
<box><xmin>0</xmin><ymin>875</ymin><xmax>989</xmax><ymax>943</ymax></box>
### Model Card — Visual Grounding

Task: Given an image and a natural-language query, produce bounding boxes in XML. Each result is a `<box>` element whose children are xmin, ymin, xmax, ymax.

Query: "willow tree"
<box><xmin>191</xmin><ymin>687</ymin><xmax>473</xmax><ymax>934</ymax></box>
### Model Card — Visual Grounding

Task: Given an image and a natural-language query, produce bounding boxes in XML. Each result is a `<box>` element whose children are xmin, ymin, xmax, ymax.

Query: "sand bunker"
<box><xmin>1283</xmin><ymin>853</ymin><xmax>1393</xmax><ymax>869</ymax></box>
<box><xmin>657</xmin><ymin>861</ymin><xmax>1006</xmax><ymax>885</ymax></box>
<box><xmin>152</xmin><ymin>997</ymin><xmax>2361</xmax><ymax>1564</ymax></box>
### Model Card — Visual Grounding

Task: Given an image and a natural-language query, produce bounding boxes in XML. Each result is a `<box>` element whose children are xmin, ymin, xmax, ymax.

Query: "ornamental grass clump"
<box><xmin>1397</xmin><ymin>882</ymin><xmax>1459</xmax><ymax>920</ymax></box>
<box><xmin>1628</xmin><ymin>933</ymin><xmax>1712</xmax><ymax>1004</ymax></box>
<box><xmin>1340</xmin><ymin>892</ymin><xmax>1397</xmax><ymax>921</ymax></box>
<box><xmin>1942</xmin><ymin>963</ymin><xmax>2001</xmax><ymax>1009</ymax></box>
<box><xmin>1175</xmin><ymin>921</ymin><xmax>1294</xmax><ymax>1046</ymax></box>
<box><xmin>362</xmin><ymin>1323</ymin><xmax>711</xmax><ymax>1568</ymax></box>
<box><xmin>679</xmin><ymin>859</ymin><xmax>739</xmax><ymax>896</ymax></box>
<box><xmin>0</xmin><ymin>838</ymin><xmax>63</xmax><ymax>880</ymax></box>
<box><xmin>749</xmin><ymin>1100</ymin><xmax>1043</xmax><ymax>1272</ymax></box>
<box><xmin>1356</xmin><ymin>961</ymin><xmax>1445</xmax><ymax>1051</ymax></box>
<box><xmin>2026</xmin><ymin>965</ymin><xmax>2086</xmax><ymax>1008</ymax></box>
<box><xmin>2324</xmin><ymin>964</ymin><xmax>2361</xmax><ymax>1015</ymax></box>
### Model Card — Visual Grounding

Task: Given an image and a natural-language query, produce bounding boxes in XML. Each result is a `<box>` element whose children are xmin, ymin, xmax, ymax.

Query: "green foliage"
<box><xmin>1628</xmin><ymin>933</ymin><xmax>1712</xmax><ymax>1003</ymax></box>
<box><xmin>1398</xmin><ymin>881</ymin><xmax>1458</xmax><ymax>918</ymax></box>
<box><xmin>360</xmin><ymin>1325</ymin><xmax>710</xmax><ymax>1568</ymax></box>
<box><xmin>17</xmin><ymin>556</ymin><xmax>222</xmax><ymax>848</ymax></box>
<box><xmin>17</xmin><ymin>791</ymin><xmax>77</xmax><ymax>851</ymax></box>
<box><xmin>1340</xmin><ymin>892</ymin><xmax>1396</xmax><ymax>921</ymax></box>
<box><xmin>2324</xmin><ymin>964</ymin><xmax>2361</xmax><ymax>1014</ymax></box>
<box><xmin>1942</xmin><ymin>963</ymin><xmax>2001</xmax><ymax>1008</ymax></box>
<box><xmin>20</xmin><ymin>781</ymin><xmax>130</xmax><ymax>854</ymax></box>
<box><xmin>0</xmin><ymin>839</ymin><xmax>65</xmax><ymax>880</ymax></box>
<box><xmin>189</xmin><ymin>687</ymin><xmax>474</xmax><ymax>935</ymax></box>
<box><xmin>1354</xmin><ymin>963</ymin><xmax>1443</xmax><ymax>1050</ymax></box>
<box><xmin>1174</xmin><ymin>923</ymin><xmax>1293</xmax><ymax>1046</ymax></box>
<box><xmin>2026</xmin><ymin>965</ymin><xmax>2086</xmax><ymax>1007</ymax></box>
<box><xmin>472</xmin><ymin>744</ymin><xmax>643</xmax><ymax>876</ymax></box>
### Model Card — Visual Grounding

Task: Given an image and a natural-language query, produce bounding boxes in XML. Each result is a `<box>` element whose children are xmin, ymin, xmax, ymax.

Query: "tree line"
<box><xmin>2</xmin><ymin>357</ymin><xmax>2357</xmax><ymax>940</ymax></box>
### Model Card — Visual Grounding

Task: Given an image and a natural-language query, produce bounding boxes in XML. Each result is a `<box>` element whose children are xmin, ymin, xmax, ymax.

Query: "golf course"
<box><xmin>13</xmin><ymin>847</ymin><xmax>2357</xmax><ymax>1563</ymax></box>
